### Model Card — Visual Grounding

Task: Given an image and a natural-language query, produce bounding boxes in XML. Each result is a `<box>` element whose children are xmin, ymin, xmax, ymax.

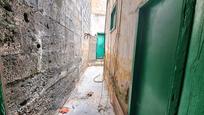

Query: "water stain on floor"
<box><xmin>57</xmin><ymin>66</ymin><xmax>115</xmax><ymax>115</ymax></box>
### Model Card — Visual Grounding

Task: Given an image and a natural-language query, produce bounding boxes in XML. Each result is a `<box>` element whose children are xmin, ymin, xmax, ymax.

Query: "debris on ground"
<box><xmin>80</xmin><ymin>91</ymin><xmax>94</xmax><ymax>99</ymax></box>
<box><xmin>86</xmin><ymin>91</ymin><xmax>94</xmax><ymax>97</ymax></box>
<box><xmin>98</xmin><ymin>104</ymin><xmax>106</xmax><ymax>113</ymax></box>
<box><xmin>93</xmin><ymin>74</ymin><xmax>104</xmax><ymax>83</ymax></box>
<box><xmin>57</xmin><ymin>67</ymin><xmax>115</xmax><ymax>115</ymax></box>
<box><xmin>59</xmin><ymin>107</ymin><xmax>70</xmax><ymax>114</ymax></box>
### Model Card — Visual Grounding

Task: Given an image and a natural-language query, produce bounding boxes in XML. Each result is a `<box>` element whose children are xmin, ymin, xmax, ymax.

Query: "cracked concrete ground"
<box><xmin>56</xmin><ymin>66</ymin><xmax>115</xmax><ymax>115</ymax></box>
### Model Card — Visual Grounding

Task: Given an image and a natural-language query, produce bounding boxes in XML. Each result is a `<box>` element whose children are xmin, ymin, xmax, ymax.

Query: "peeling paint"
<box><xmin>104</xmin><ymin>0</ymin><xmax>144</xmax><ymax>114</ymax></box>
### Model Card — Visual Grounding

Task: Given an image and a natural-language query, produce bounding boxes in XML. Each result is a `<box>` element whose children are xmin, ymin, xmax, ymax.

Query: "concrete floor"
<box><xmin>57</xmin><ymin>66</ymin><xmax>115</xmax><ymax>115</ymax></box>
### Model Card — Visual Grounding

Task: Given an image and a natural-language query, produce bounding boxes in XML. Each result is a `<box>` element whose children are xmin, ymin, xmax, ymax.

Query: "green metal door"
<box><xmin>0</xmin><ymin>81</ymin><xmax>5</xmax><ymax>115</ymax></box>
<box><xmin>129</xmin><ymin>0</ymin><xmax>195</xmax><ymax>115</ymax></box>
<box><xmin>96</xmin><ymin>33</ymin><xmax>105</xmax><ymax>59</ymax></box>
<box><xmin>178</xmin><ymin>0</ymin><xmax>204</xmax><ymax>115</ymax></box>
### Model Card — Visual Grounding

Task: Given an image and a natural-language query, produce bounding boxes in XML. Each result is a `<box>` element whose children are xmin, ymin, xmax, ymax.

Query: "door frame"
<box><xmin>128</xmin><ymin>0</ymin><xmax>196</xmax><ymax>114</ymax></box>
<box><xmin>96</xmin><ymin>33</ymin><xmax>105</xmax><ymax>59</ymax></box>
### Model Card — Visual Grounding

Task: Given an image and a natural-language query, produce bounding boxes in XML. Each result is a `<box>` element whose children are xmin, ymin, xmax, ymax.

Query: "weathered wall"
<box><xmin>104</xmin><ymin>0</ymin><xmax>144</xmax><ymax>114</ymax></box>
<box><xmin>81</xmin><ymin>34</ymin><xmax>90</xmax><ymax>73</ymax></box>
<box><xmin>81</xmin><ymin>34</ymin><xmax>99</xmax><ymax>69</ymax></box>
<box><xmin>0</xmin><ymin>0</ymin><xmax>90</xmax><ymax>114</ymax></box>
<box><xmin>79</xmin><ymin>0</ymin><xmax>91</xmax><ymax>74</ymax></box>
<box><xmin>81</xmin><ymin>34</ymin><xmax>92</xmax><ymax>73</ymax></box>
<box><xmin>88</xmin><ymin>35</ymin><xmax>97</xmax><ymax>61</ymax></box>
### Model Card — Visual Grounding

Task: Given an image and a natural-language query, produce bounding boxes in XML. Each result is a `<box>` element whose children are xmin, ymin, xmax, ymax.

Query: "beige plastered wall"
<box><xmin>104</xmin><ymin>0</ymin><xmax>145</xmax><ymax>114</ymax></box>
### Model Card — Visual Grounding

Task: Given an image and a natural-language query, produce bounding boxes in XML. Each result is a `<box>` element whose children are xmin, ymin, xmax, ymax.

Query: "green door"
<box><xmin>178</xmin><ymin>0</ymin><xmax>204</xmax><ymax>115</ymax></box>
<box><xmin>0</xmin><ymin>81</ymin><xmax>5</xmax><ymax>115</ymax></box>
<box><xmin>129</xmin><ymin>0</ymin><xmax>195</xmax><ymax>115</ymax></box>
<box><xmin>96</xmin><ymin>33</ymin><xmax>105</xmax><ymax>59</ymax></box>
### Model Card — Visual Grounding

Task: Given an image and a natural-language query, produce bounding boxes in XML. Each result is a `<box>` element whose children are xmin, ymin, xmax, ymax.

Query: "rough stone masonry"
<box><xmin>0</xmin><ymin>0</ymin><xmax>91</xmax><ymax>114</ymax></box>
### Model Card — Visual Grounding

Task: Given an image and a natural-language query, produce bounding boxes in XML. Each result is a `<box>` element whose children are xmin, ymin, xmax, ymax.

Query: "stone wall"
<box><xmin>88</xmin><ymin>35</ymin><xmax>97</xmax><ymax>61</ymax></box>
<box><xmin>81</xmin><ymin>34</ymin><xmax>98</xmax><ymax>72</ymax></box>
<box><xmin>81</xmin><ymin>33</ymin><xmax>91</xmax><ymax>73</ymax></box>
<box><xmin>0</xmin><ymin>0</ymin><xmax>91</xmax><ymax>114</ymax></box>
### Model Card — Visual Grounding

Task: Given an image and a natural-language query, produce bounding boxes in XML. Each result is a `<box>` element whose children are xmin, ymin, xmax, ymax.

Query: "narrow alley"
<box><xmin>1</xmin><ymin>0</ymin><xmax>204</xmax><ymax>115</ymax></box>
<box><xmin>57</xmin><ymin>66</ymin><xmax>114</xmax><ymax>115</ymax></box>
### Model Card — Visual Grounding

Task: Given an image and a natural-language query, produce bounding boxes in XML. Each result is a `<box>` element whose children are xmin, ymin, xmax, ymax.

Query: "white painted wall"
<box><xmin>91</xmin><ymin>14</ymin><xmax>106</xmax><ymax>35</ymax></box>
<box><xmin>91</xmin><ymin>0</ymin><xmax>107</xmax><ymax>36</ymax></box>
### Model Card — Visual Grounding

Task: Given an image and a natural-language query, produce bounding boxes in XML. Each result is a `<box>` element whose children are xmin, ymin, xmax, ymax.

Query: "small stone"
<box><xmin>87</xmin><ymin>91</ymin><xmax>94</xmax><ymax>97</ymax></box>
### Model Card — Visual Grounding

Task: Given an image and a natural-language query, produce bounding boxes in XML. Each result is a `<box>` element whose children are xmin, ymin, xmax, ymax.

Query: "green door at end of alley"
<box><xmin>96</xmin><ymin>33</ymin><xmax>105</xmax><ymax>59</ymax></box>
